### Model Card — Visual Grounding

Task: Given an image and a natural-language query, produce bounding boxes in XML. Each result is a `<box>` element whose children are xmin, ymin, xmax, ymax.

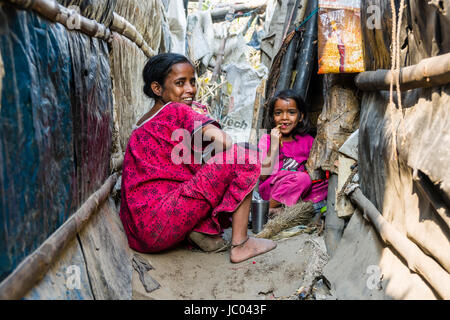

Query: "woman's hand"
<box><xmin>202</xmin><ymin>124</ymin><xmax>233</xmax><ymax>152</ymax></box>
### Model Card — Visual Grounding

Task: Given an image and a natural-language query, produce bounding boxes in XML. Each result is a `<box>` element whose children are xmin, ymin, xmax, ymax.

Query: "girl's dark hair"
<box><xmin>142</xmin><ymin>53</ymin><xmax>193</xmax><ymax>99</ymax></box>
<box><xmin>268</xmin><ymin>89</ymin><xmax>312</xmax><ymax>137</ymax></box>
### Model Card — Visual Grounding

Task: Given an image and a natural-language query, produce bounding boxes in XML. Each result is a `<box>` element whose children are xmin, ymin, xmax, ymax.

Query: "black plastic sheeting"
<box><xmin>0</xmin><ymin>4</ymin><xmax>113</xmax><ymax>282</ymax></box>
<box><xmin>68</xmin><ymin>31</ymin><xmax>113</xmax><ymax>210</ymax></box>
<box><xmin>359</xmin><ymin>0</ymin><xmax>450</xmax><ymax>203</ymax></box>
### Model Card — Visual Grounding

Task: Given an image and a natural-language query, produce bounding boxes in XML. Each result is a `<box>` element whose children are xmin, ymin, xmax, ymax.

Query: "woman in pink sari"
<box><xmin>120</xmin><ymin>53</ymin><xmax>276</xmax><ymax>263</ymax></box>
<box><xmin>259</xmin><ymin>90</ymin><xmax>328</xmax><ymax>216</ymax></box>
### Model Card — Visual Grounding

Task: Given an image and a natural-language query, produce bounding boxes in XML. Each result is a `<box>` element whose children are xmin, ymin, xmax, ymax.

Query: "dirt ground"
<box><xmin>131</xmin><ymin>228</ymin><xmax>334</xmax><ymax>300</ymax></box>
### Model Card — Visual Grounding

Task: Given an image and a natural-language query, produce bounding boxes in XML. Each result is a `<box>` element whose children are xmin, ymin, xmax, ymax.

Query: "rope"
<box><xmin>389</xmin><ymin>0</ymin><xmax>408</xmax><ymax>193</ymax></box>
<box><xmin>396</xmin><ymin>0</ymin><xmax>406</xmax><ymax>108</ymax></box>
<box><xmin>296</xmin><ymin>7</ymin><xmax>319</xmax><ymax>31</ymax></box>
<box><xmin>389</xmin><ymin>0</ymin><xmax>406</xmax><ymax>108</ymax></box>
<box><xmin>389</xmin><ymin>0</ymin><xmax>397</xmax><ymax>105</ymax></box>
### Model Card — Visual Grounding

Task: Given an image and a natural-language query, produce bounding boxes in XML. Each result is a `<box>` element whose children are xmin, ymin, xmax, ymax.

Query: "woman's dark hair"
<box><xmin>268</xmin><ymin>89</ymin><xmax>312</xmax><ymax>137</ymax></box>
<box><xmin>142</xmin><ymin>53</ymin><xmax>193</xmax><ymax>99</ymax></box>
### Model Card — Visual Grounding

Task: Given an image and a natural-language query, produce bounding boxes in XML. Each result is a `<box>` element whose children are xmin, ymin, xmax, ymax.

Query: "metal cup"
<box><xmin>251</xmin><ymin>200</ymin><xmax>269</xmax><ymax>234</ymax></box>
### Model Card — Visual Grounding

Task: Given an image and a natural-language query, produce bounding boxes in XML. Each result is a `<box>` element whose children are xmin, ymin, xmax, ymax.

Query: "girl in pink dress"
<box><xmin>120</xmin><ymin>53</ymin><xmax>276</xmax><ymax>263</ymax></box>
<box><xmin>258</xmin><ymin>90</ymin><xmax>328</xmax><ymax>215</ymax></box>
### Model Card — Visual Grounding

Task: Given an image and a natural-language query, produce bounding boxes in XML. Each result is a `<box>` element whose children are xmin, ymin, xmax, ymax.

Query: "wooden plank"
<box><xmin>77</xmin><ymin>197</ymin><xmax>133</xmax><ymax>300</ymax></box>
<box><xmin>338</xmin><ymin>129</ymin><xmax>358</xmax><ymax>161</ymax></box>
<box><xmin>336</xmin><ymin>155</ymin><xmax>356</xmax><ymax>218</ymax></box>
<box><xmin>324</xmin><ymin>174</ymin><xmax>345</xmax><ymax>257</ymax></box>
<box><xmin>23</xmin><ymin>238</ymin><xmax>94</xmax><ymax>300</ymax></box>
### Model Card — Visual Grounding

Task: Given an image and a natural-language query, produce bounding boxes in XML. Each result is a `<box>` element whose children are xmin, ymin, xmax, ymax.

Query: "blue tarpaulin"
<box><xmin>0</xmin><ymin>4</ymin><xmax>113</xmax><ymax>282</ymax></box>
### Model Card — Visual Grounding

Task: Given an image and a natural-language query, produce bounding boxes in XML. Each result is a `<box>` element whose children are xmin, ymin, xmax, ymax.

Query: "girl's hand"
<box><xmin>270</xmin><ymin>125</ymin><xmax>282</xmax><ymax>149</ymax></box>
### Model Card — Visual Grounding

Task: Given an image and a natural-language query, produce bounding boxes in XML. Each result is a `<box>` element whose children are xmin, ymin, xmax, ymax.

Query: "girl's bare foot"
<box><xmin>230</xmin><ymin>237</ymin><xmax>277</xmax><ymax>263</ymax></box>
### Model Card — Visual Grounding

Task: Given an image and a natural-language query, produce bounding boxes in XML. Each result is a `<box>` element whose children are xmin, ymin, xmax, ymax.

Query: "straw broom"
<box><xmin>255</xmin><ymin>200</ymin><xmax>315</xmax><ymax>239</ymax></box>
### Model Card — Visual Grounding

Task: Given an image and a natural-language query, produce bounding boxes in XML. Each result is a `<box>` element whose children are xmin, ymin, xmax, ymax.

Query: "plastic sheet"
<box><xmin>0</xmin><ymin>4</ymin><xmax>113</xmax><ymax>282</ymax></box>
<box><xmin>67</xmin><ymin>31</ymin><xmax>113</xmax><ymax>208</ymax></box>
<box><xmin>211</xmin><ymin>23</ymin><xmax>248</xmax><ymax>68</ymax></box>
<box><xmin>260</xmin><ymin>0</ymin><xmax>302</xmax><ymax>68</ymax></box>
<box><xmin>221</xmin><ymin>63</ymin><xmax>268</xmax><ymax>143</ymax></box>
<box><xmin>166</xmin><ymin>0</ymin><xmax>187</xmax><ymax>55</ymax></box>
<box><xmin>0</xmin><ymin>6</ymin><xmax>74</xmax><ymax>282</ymax></box>
<box><xmin>317</xmin><ymin>0</ymin><xmax>364</xmax><ymax>74</ymax></box>
<box><xmin>186</xmin><ymin>10</ymin><xmax>214</xmax><ymax>70</ymax></box>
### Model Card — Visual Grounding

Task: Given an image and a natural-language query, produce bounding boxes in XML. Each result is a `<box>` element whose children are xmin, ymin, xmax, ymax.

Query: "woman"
<box><xmin>119</xmin><ymin>53</ymin><xmax>276</xmax><ymax>263</ymax></box>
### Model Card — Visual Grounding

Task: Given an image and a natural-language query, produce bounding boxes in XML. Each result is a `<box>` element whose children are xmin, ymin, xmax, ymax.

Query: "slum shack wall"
<box><xmin>0</xmin><ymin>0</ymin><xmax>171</xmax><ymax>299</ymax></box>
<box><xmin>323</xmin><ymin>0</ymin><xmax>450</xmax><ymax>299</ymax></box>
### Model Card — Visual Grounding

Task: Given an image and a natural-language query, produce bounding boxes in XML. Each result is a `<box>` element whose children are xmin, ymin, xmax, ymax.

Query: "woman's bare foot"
<box><xmin>230</xmin><ymin>237</ymin><xmax>277</xmax><ymax>263</ymax></box>
<box><xmin>188</xmin><ymin>231</ymin><xmax>228</xmax><ymax>252</ymax></box>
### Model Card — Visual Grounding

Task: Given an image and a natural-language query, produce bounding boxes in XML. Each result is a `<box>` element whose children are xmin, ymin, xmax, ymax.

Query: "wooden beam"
<box><xmin>345</xmin><ymin>185</ymin><xmax>450</xmax><ymax>300</ymax></box>
<box><xmin>355</xmin><ymin>52</ymin><xmax>450</xmax><ymax>91</ymax></box>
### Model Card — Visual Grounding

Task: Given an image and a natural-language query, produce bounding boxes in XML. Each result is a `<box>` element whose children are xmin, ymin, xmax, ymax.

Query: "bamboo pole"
<box><xmin>110</xmin><ymin>12</ymin><xmax>156</xmax><ymax>58</ymax></box>
<box><xmin>276</xmin><ymin>31</ymin><xmax>300</xmax><ymax>91</ymax></box>
<box><xmin>355</xmin><ymin>52</ymin><xmax>450</xmax><ymax>91</ymax></box>
<box><xmin>6</xmin><ymin>0</ymin><xmax>111</xmax><ymax>41</ymax></box>
<box><xmin>0</xmin><ymin>173</ymin><xmax>119</xmax><ymax>300</ymax></box>
<box><xmin>292</xmin><ymin>0</ymin><xmax>317</xmax><ymax>102</ymax></box>
<box><xmin>5</xmin><ymin>0</ymin><xmax>156</xmax><ymax>58</ymax></box>
<box><xmin>210</xmin><ymin>1</ymin><xmax>267</xmax><ymax>22</ymax></box>
<box><xmin>345</xmin><ymin>185</ymin><xmax>450</xmax><ymax>300</ymax></box>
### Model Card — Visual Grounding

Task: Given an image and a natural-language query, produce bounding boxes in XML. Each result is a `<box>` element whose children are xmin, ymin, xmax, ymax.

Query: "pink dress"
<box><xmin>258</xmin><ymin>133</ymin><xmax>328</xmax><ymax>206</ymax></box>
<box><xmin>120</xmin><ymin>102</ymin><xmax>260</xmax><ymax>253</ymax></box>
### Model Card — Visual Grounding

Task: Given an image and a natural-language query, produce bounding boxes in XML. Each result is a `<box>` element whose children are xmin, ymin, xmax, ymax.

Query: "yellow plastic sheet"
<box><xmin>318</xmin><ymin>0</ymin><xmax>364</xmax><ymax>74</ymax></box>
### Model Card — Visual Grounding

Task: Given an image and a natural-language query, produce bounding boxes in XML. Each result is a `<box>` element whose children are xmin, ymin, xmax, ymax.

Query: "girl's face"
<box><xmin>153</xmin><ymin>62</ymin><xmax>197</xmax><ymax>106</ymax></box>
<box><xmin>273</xmin><ymin>98</ymin><xmax>303</xmax><ymax>136</ymax></box>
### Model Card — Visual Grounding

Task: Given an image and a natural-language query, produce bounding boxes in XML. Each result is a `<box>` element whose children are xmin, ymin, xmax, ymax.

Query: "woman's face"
<box><xmin>273</xmin><ymin>98</ymin><xmax>303</xmax><ymax>136</ymax></box>
<box><xmin>155</xmin><ymin>62</ymin><xmax>197</xmax><ymax>106</ymax></box>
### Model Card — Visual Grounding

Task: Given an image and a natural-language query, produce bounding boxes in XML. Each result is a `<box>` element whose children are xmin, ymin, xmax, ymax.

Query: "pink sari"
<box><xmin>120</xmin><ymin>102</ymin><xmax>260</xmax><ymax>252</ymax></box>
<box><xmin>258</xmin><ymin>134</ymin><xmax>328</xmax><ymax>206</ymax></box>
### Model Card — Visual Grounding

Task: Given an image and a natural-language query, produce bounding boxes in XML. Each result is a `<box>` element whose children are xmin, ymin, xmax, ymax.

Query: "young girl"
<box><xmin>120</xmin><ymin>53</ymin><xmax>276</xmax><ymax>263</ymax></box>
<box><xmin>258</xmin><ymin>90</ymin><xmax>328</xmax><ymax>215</ymax></box>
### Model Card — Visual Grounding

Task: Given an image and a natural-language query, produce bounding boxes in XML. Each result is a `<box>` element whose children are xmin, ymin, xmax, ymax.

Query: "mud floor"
<box><xmin>131</xmin><ymin>230</ymin><xmax>332</xmax><ymax>300</ymax></box>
